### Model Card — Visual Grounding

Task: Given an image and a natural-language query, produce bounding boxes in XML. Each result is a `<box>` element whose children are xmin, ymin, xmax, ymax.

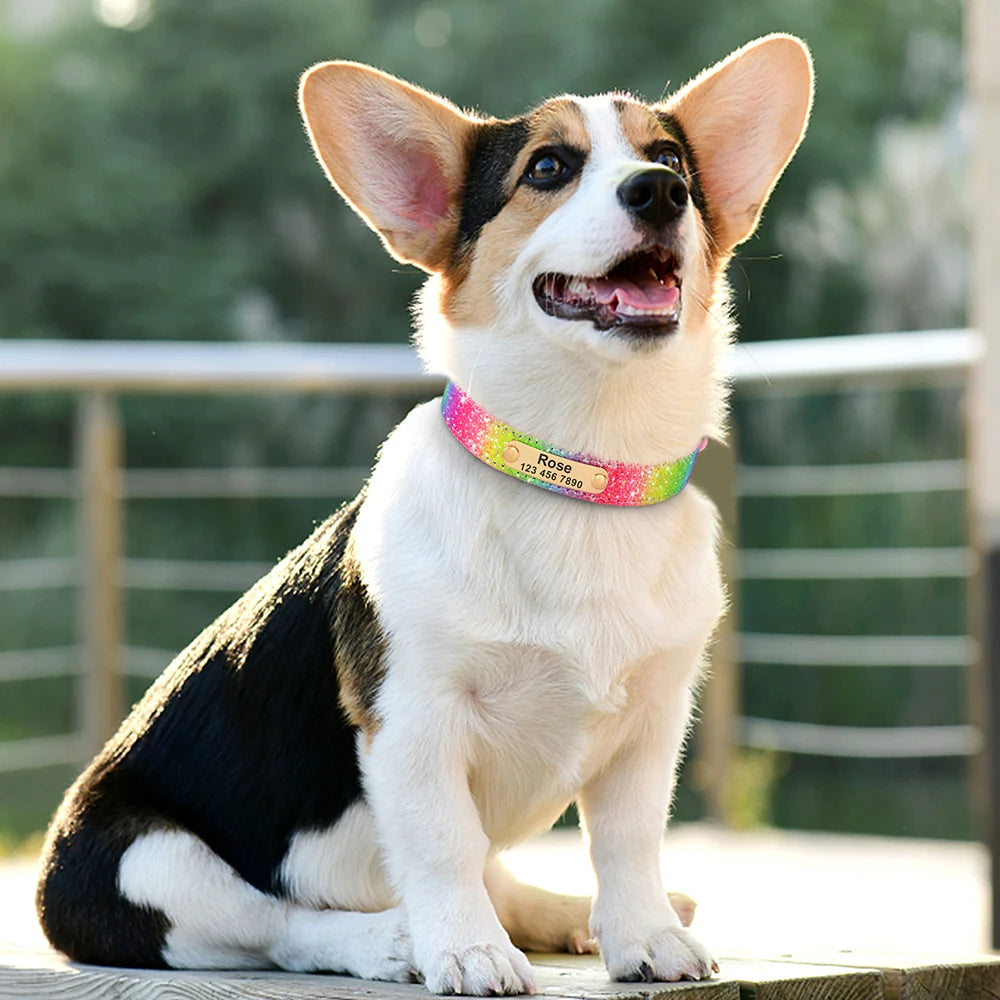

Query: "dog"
<box><xmin>35</xmin><ymin>35</ymin><xmax>812</xmax><ymax>994</ymax></box>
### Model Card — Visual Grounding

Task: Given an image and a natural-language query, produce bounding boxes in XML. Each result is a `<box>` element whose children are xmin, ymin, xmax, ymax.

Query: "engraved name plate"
<box><xmin>501</xmin><ymin>442</ymin><xmax>609</xmax><ymax>495</ymax></box>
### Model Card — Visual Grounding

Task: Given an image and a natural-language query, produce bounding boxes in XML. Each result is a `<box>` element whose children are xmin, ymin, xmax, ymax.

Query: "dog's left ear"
<box><xmin>300</xmin><ymin>62</ymin><xmax>477</xmax><ymax>272</ymax></box>
<box><xmin>661</xmin><ymin>34</ymin><xmax>813</xmax><ymax>252</ymax></box>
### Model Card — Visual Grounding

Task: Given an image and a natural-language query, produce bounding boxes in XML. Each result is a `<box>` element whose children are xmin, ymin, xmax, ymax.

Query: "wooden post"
<box><xmin>967</xmin><ymin>0</ymin><xmax>1000</xmax><ymax>949</ymax></box>
<box><xmin>692</xmin><ymin>432</ymin><xmax>739</xmax><ymax>824</ymax></box>
<box><xmin>76</xmin><ymin>391</ymin><xmax>124</xmax><ymax>759</ymax></box>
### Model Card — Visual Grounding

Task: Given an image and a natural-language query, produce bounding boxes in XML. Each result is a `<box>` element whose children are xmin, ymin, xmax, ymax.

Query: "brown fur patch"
<box><xmin>527</xmin><ymin>97</ymin><xmax>590</xmax><ymax>152</ymax></box>
<box><xmin>613</xmin><ymin>97</ymin><xmax>669</xmax><ymax>156</ymax></box>
<box><xmin>333</xmin><ymin>532</ymin><xmax>387</xmax><ymax>735</ymax></box>
<box><xmin>443</xmin><ymin>98</ymin><xmax>590</xmax><ymax>328</ymax></box>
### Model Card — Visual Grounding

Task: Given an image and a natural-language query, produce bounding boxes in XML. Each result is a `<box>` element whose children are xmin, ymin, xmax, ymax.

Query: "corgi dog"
<box><xmin>36</xmin><ymin>36</ymin><xmax>812</xmax><ymax>994</ymax></box>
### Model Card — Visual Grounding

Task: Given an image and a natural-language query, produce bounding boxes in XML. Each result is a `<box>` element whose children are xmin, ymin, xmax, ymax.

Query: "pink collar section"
<box><xmin>441</xmin><ymin>382</ymin><xmax>706</xmax><ymax>506</ymax></box>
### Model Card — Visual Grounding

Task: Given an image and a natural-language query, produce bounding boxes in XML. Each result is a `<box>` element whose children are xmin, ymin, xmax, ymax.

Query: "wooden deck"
<box><xmin>2</xmin><ymin>825</ymin><xmax>998</xmax><ymax>998</ymax></box>
<box><xmin>5</xmin><ymin>943</ymin><xmax>1000</xmax><ymax>1000</ymax></box>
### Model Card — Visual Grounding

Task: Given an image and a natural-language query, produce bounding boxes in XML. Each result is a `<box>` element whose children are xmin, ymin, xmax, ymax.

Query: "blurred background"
<box><xmin>0</xmin><ymin>0</ymin><xmax>971</xmax><ymax>852</ymax></box>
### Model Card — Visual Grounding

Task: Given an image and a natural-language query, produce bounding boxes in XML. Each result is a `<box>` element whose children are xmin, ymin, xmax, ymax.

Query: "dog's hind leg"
<box><xmin>119</xmin><ymin>827</ymin><xmax>414</xmax><ymax>980</ymax></box>
<box><xmin>485</xmin><ymin>858</ymin><xmax>697</xmax><ymax>956</ymax></box>
<box><xmin>485</xmin><ymin>856</ymin><xmax>596</xmax><ymax>955</ymax></box>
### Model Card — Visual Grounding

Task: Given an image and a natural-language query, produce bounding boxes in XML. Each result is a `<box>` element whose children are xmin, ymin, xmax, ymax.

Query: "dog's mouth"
<box><xmin>532</xmin><ymin>246</ymin><xmax>681</xmax><ymax>335</ymax></box>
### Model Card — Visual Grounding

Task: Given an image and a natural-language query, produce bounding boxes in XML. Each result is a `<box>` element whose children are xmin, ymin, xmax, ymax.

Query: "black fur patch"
<box><xmin>36</xmin><ymin>493</ymin><xmax>383</xmax><ymax>966</ymax></box>
<box><xmin>36</xmin><ymin>792</ymin><xmax>172</xmax><ymax>968</ymax></box>
<box><xmin>457</xmin><ymin>118</ymin><xmax>530</xmax><ymax>248</ymax></box>
<box><xmin>654</xmin><ymin>111</ymin><xmax>708</xmax><ymax>221</ymax></box>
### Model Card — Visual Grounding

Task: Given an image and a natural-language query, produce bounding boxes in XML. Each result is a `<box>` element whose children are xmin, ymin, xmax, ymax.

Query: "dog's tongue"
<box><xmin>589</xmin><ymin>276</ymin><xmax>679</xmax><ymax>311</ymax></box>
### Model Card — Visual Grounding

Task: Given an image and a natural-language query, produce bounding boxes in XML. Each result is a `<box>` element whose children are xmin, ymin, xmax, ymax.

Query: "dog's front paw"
<box><xmin>422</xmin><ymin>942</ymin><xmax>536</xmax><ymax>996</ymax></box>
<box><xmin>605</xmin><ymin>927</ymin><xmax>717</xmax><ymax>983</ymax></box>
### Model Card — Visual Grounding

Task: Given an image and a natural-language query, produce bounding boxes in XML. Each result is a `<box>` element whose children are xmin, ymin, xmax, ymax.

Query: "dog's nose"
<box><xmin>617</xmin><ymin>168</ymin><xmax>689</xmax><ymax>227</ymax></box>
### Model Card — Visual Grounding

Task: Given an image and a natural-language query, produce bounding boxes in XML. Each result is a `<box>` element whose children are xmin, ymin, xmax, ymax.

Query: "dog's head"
<box><xmin>300</xmin><ymin>37</ymin><xmax>812</xmax><ymax>394</ymax></box>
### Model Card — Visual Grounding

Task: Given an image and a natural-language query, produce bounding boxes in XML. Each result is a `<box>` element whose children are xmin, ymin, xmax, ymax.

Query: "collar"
<box><xmin>441</xmin><ymin>381</ymin><xmax>706</xmax><ymax>507</ymax></box>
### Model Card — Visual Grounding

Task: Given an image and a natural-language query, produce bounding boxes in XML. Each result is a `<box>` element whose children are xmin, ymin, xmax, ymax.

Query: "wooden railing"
<box><xmin>0</xmin><ymin>330</ymin><xmax>984</xmax><ymax>812</ymax></box>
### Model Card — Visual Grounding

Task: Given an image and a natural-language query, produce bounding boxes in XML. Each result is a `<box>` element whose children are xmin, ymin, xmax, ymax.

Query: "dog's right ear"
<box><xmin>661</xmin><ymin>35</ymin><xmax>813</xmax><ymax>253</ymax></box>
<box><xmin>300</xmin><ymin>62</ymin><xmax>477</xmax><ymax>273</ymax></box>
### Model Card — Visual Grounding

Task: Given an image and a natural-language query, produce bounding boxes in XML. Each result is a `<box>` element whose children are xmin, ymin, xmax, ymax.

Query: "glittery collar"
<box><xmin>441</xmin><ymin>381</ymin><xmax>706</xmax><ymax>506</ymax></box>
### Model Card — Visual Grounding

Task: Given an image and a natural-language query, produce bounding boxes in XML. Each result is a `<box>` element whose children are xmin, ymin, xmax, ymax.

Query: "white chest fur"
<box><xmin>352</xmin><ymin>402</ymin><xmax>723</xmax><ymax>844</ymax></box>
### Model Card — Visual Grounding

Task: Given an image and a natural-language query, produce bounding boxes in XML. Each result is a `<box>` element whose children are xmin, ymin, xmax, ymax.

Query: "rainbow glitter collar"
<box><xmin>441</xmin><ymin>382</ymin><xmax>706</xmax><ymax>507</ymax></box>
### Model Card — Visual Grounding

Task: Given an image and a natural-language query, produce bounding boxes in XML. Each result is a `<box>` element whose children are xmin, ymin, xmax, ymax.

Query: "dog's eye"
<box><xmin>523</xmin><ymin>149</ymin><xmax>577</xmax><ymax>189</ymax></box>
<box><xmin>527</xmin><ymin>153</ymin><xmax>566</xmax><ymax>183</ymax></box>
<box><xmin>652</xmin><ymin>145</ymin><xmax>682</xmax><ymax>172</ymax></box>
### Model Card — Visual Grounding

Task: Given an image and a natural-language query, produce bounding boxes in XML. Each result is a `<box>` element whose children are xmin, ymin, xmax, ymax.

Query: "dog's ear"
<box><xmin>661</xmin><ymin>34</ymin><xmax>813</xmax><ymax>252</ymax></box>
<box><xmin>300</xmin><ymin>62</ymin><xmax>477</xmax><ymax>272</ymax></box>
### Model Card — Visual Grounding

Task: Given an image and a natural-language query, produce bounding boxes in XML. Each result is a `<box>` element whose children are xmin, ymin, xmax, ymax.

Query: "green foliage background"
<box><xmin>0</xmin><ymin>0</ymin><xmax>969</xmax><ymax>844</ymax></box>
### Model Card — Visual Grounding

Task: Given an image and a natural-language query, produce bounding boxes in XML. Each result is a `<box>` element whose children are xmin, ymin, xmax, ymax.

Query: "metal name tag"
<box><xmin>501</xmin><ymin>441</ymin><xmax>609</xmax><ymax>495</ymax></box>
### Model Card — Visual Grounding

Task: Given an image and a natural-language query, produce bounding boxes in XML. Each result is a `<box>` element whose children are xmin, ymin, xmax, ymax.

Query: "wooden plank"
<box><xmin>717</xmin><ymin>959</ymin><xmax>881</xmax><ymax>1000</ymax></box>
<box><xmin>8</xmin><ymin>942</ymin><xmax>1000</xmax><ymax>1000</ymax></box>
<box><xmin>728</xmin><ymin>950</ymin><xmax>1000</xmax><ymax>1000</ymax></box>
<box><xmin>531</xmin><ymin>953</ymin><xmax>881</xmax><ymax>999</ymax></box>
<box><xmin>879</xmin><ymin>959</ymin><xmax>1000</xmax><ymax>1000</ymax></box>
<box><xmin>0</xmin><ymin>947</ymin><xmax>736</xmax><ymax>1000</ymax></box>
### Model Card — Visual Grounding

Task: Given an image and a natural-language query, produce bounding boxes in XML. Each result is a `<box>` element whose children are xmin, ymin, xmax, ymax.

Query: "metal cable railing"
<box><xmin>0</xmin><ymin>329</ymin><xmax>983</xmax><ymax>786</ymax></box>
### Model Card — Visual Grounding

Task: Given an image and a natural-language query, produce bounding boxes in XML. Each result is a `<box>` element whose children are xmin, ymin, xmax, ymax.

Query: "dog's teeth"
<box><xmin>616</xmin><ymin>302</ymin><xmax>678</xmax><ymax>318</ymax></box>
<box><xmin>567</xmin><ymin>276</ymin><xmax>591</xmax><ymax>298</ymax></box>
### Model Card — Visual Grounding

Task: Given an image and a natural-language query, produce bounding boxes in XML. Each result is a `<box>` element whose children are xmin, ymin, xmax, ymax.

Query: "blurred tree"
<box><xmin>0</xmin><ymin>0</ymin><xmax>963</xmax><ymax>349</ymax></box>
